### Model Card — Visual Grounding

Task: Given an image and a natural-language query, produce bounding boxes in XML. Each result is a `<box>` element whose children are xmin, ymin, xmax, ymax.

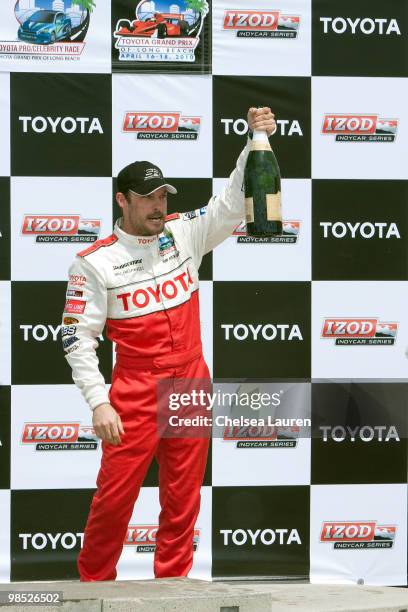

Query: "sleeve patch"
<box><xmin>165</xmin><ymin>212</ymin><xmax>180</xmax><ymax>222</ymax></box>
<box><xmin>182</xmin><ymin>207</ymin><xmax>207</xmax><ymax>221</ymax></box>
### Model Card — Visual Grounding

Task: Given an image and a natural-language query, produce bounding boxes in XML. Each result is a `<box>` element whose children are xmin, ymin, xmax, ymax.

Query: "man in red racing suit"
<box><xmin>62</xmin><ymin>108</ymin><xmax>276</xmax><ymax>581</ymax></box>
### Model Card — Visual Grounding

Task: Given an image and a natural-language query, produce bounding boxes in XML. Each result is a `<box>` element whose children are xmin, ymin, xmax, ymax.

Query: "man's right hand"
<box><xmin>92</xmin><ymin>403</ymin><xmax>125</xmax><ymax>446</ymax></box>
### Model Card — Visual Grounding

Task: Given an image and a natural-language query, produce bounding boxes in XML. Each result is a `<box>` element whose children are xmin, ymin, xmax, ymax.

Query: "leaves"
<box><xmin>72</xmin><ymin>0</ymin><xmax>96</xmax><ymax>13</ymax></box>
<box><xmin>184</xmin><ymin>0</ymin><xmax>208</xmax><ymax>16</ymax></box>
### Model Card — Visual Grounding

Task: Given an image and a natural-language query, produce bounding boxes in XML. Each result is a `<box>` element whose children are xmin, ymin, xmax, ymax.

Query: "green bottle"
<box><xmin>244</xmin><ymin>129</ymin><xmax>282</xmax><ymax>237</ymax></box>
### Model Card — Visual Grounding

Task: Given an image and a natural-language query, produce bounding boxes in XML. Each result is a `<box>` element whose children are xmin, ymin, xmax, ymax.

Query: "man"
<box><xmin>62</xmin><ymin>107</ymin><xmax>276</xmax><ymax>581</ymax></box>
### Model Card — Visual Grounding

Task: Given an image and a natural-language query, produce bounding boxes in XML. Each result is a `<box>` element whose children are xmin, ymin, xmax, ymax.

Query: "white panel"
<box><xmin>213</xmin><ymin>178</ymin><xmax>311</xmax><ymax>281</ymax></box>
<box><xmin>112</xmin><ymin>74</ymin><xmax>212</xmax><ymax>178</ymax></box>
<box><xmin>199</xmin><ymin>280</ymin><xmax>212</xmax><ymax>377</ymax></box>
<box><xmin>116</xmin><ymin>486</ymin><xmax>212</xmax><ymax>580</ymax></box>
<box><xmin>312</xmin><ymin>281</ymin><xmax>408</xmax><ymax>378</ymax></box>
<box><xmin>188</xmin><ymin>485</ymin><xmax>212</xmax><ymax>580</ymax></box>
<box><xmin>212</xmin><ymin>381</ymin><xmax>311</xmax><ymax>486</ymax></box>
<box><xmin>11</xmin><ymin>385</ymin><xmax>102</xmax><ymax>489</ymax></box>
<box><xmin>0</xmin><ymin>281</ymin><xmax>10</xmax><ymax>385</ymax></box>
<box><xmin>0</xmin><ymin>490</ymin><xmax>10</xmax><ymax>582</ymax></box>
<box><xmin>0</xmin><ymin>73</ymin><xmax>10</xmax><ymax>176</ymax></box>
<box><xmin>310</xmin><ymin>484</ymin><xmax>407</xmax><ymax>585</ymax></box>
<box><xmin>312</xmin><ymin>77</ymin><xmax>408</xmax><ymax>179</ymax></box>
<box><xmin>213</xmin><ymin>0</ymin><xmax>311</xmax><ymax>76</ymax></box>
<box><xmin>11</xmin><ymin>176</ymin><xmax>113</xmax><ymax>281</ymax></box>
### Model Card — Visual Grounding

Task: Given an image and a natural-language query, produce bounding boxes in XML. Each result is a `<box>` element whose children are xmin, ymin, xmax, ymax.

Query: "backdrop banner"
<box><xmin>0</xmin><ymin>0</ymin><xmax>407</xmax><ymax>586</ymax></box>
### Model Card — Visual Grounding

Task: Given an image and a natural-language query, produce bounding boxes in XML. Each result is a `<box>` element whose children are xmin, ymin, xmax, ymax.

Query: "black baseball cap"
<box><xmin>117</xmin><ymin>161</ymin><xmax>177</xmax><ymax>196</ymax></box>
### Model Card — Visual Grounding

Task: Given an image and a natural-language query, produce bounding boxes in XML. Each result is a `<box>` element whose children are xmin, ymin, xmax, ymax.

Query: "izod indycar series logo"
<box><xmin>0</xmin><ymin>1</ymin><xmax>96</xmax><ymax>61</ymax></box>
<box><xmin>223</xmin><ymin>424</ymin><xmax>300</xmax><ymax>448</ymax></box>
<box><xmin>21</xmin><ymin>215</ymin><xmax>101</xmax><ymax>243</ymax></box>
<box><xmin>320</xmin><ymin>521</ymin><xmax>396</xmax><ymax>549</ymax></box>
<box><xmin>233</xmin><ymin>220</ymin><xmax>300</xmax><ymax>244</ymax></box>
<box><xmin>123</xmin><ymin>111</ymin><xmax>201</xmax><ymax>140</ymax></box>
<box><xmin>124</xmin><ymin>525</ymin><xmax>200</xmax><ymax>552</ymax></box>
<box><xmin>223</xmin><ymin>9</ymin><xmax>300</xmax><ymax>38</ymax></box>
<box><xmin>113</xmin><ymin>0</ymin><xmax>209</xmax><ymax>63</ymax></box>
<box><xmin>322</xmin><ymin>114</ymin><xmax>398</xmax><ymax>142</ymax></box>
<box><xmin>21</xmin><ymin>422</ymin><xmax>99</xmax><ymax>451</ymax></box>
<box><xmin>321</xmin><ymin>318</ymin><xmax>398</xmax><ymax>345</ymax></box>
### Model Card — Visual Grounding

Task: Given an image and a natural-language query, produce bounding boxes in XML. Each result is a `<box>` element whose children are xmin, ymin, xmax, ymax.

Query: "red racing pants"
<box><xmin>78</xmin><ymin>347</ymin><xmax>210</xmax><ymax>581</ymax></box>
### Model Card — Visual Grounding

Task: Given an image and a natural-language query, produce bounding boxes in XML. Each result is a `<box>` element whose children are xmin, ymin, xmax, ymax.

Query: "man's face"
<box><xmin>119</xmin><ymin>187</ymin><xmax>168</xmax><ymax>236</ymax></box>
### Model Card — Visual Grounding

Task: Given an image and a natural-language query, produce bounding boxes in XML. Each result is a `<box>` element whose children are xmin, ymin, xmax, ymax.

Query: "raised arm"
<box><xmin>173</xmin><ymin>107</ymin><xmax>276</xmax><ymax>262</ymax></box>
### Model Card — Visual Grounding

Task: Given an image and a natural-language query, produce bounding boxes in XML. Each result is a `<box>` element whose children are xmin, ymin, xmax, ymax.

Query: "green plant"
<box><xmin>72</xmin><ymin>0</ymin><xmax>96</xmax><ymax>13</ymax></box>
<box><xmin>184</xmin><ymin>0</ymin><xmax>208</xmax><ymax>17</ymax></box>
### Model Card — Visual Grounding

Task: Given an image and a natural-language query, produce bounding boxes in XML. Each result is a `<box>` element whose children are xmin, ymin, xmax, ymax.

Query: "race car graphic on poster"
<box><xmin>113</xmin><ymin>0</ymin><xmax>209</xmax><ymax>71</ymax></box>
<box><xmin>0</xmin><ymin>0</ymin><xmax>96</xmax><ymax>62</ymax></box>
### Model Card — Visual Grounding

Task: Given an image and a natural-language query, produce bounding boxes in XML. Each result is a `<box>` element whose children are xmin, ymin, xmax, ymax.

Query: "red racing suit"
<box><xmin>62</xmin><ymin>141</ymin><xmax>250</xmax><ymax>581</ymax></box>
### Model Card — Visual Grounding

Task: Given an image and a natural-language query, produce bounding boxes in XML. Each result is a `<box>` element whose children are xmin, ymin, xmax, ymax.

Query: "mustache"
<box><xmin>147</xmin><ymin>212</ymin><xmax>164</xmax><ymax>220</ymax></box>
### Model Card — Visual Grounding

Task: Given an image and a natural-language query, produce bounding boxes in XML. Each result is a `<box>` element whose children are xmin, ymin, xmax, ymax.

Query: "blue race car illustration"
<box><xmin>18</xmin><ymin>10</ymin><xmax>72</xmax><ymax>45</ymax></box>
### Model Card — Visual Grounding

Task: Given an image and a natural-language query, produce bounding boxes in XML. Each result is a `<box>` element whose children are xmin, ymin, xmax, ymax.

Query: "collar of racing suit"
<box><xmin>113</xmin><ymin>217</ymin><xmax>159</xmax><ymax>248</ymax></box>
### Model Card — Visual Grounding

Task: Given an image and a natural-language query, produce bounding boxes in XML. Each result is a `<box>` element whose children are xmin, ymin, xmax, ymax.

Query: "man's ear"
<box><xmin>116</xmin><ymin>192</ymin><xmax>127</xmax><ymax>211</ymax></box>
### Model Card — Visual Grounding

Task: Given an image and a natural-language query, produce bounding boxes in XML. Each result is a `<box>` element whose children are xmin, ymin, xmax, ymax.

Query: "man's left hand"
<box><xmin>247</xmin><ymin>107</ymin><xmax>276</xmax><ymax>136</ymax></box>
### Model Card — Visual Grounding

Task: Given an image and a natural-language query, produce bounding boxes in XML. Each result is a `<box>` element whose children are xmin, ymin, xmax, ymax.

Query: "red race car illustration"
<box><xmin>115</xmin><ymin>12</ymin><xmax>190</xmax><ymax>38</ymax></box>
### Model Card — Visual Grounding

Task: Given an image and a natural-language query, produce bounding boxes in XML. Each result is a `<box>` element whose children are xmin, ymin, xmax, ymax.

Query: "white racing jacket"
<box><xmin>62</xmin><ymin>140</ymin><xmax>251</xmax><ymax>410</ymax></box>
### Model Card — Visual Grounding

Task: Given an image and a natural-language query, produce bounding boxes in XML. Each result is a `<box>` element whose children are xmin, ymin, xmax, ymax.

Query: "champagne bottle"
<box><xmin>244</xmin><ymin>129</ymin><xmax>282</xmax><ymax>237</ymax></box>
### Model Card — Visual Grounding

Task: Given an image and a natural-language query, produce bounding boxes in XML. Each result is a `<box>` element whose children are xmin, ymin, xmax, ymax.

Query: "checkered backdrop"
<box><xmin>0</xmin><ymin>0</ymin><xmax>408</xmax><ymax>585</ymax></box>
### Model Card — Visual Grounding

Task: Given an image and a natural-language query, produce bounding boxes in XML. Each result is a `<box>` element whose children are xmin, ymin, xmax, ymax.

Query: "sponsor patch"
<box><xmin>182</xmin><ymin>210</ymin><xmax>197</xmax><ymax>221</ymax></box>
<box><xmin>158</xmin><ymin>230</ymin><xmax>176</xmax><ymax>256</ymax></box>
<box><xmin>61</xmin><ymin>325</ymin><xmax>77</xmax><ymax>337</ymax></box>
<box><xmin>64</xmin><ymin>299</ymin><xmax>86</xmax><ymax>315</ymax></box>
<box><xmin>63</xmin><ymin>335</ymin><xmax>79</xmax><ymax>349</ymax></box>
<box><xmin>165</xmin><ymin>212</ymin><xmax>180</xmax><ymax>222</ymax></box>
<box><xmin>68</xmin><ymin>275</ymin><xmax>87</xmax><ymax>288</ymax></box>
<box><xmin>63</xmin><ymin>316</ymin><xmax>79</xmax><ymax>325</ymax></box>
<box><xmin>66</xmin><ymin>344</ymin><xmax>80</xmax><ymax>355</ymax></box>
<box><xmin>66</xmin><ymin>289</ymin><xmax>83</xmax><ymax>298</ymax></box>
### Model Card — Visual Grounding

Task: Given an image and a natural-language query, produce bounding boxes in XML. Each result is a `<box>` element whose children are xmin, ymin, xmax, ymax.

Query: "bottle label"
<box><xmin>250</xmin><ymin>140</ymin><xmax>272</xmax><ymax>152</ymax></box>
<box><xmin>245</xmin><ymin>197</ymin><xmax>254</xmax><ymax>223</ymax></box>
<box><xmin>266</xmin><ymin>192</ymin><xmax>282</xmax><ymax>221</ymax></box>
